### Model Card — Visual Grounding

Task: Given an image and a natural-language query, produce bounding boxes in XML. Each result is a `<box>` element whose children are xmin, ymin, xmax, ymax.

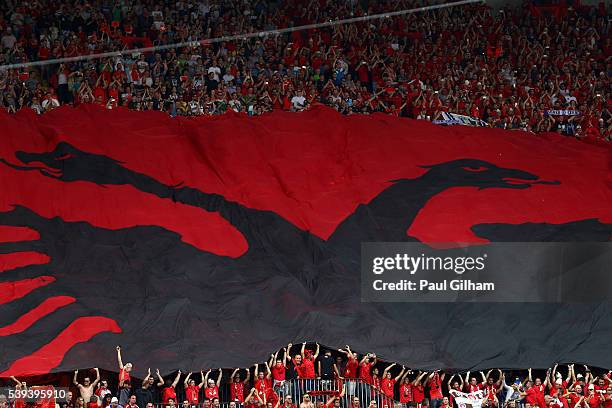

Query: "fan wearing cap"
<box><xmin>184</xmin><ymin>371</ymin><xmax>205</xmax><ymax>404</ymax></box>
<box><xmin>580</xmin><ymin>383</ymin><xmax>604</xmax><ymax>408</ymax></box>
<box><xmin>204</xmin><ymin>369</ymin><xmax>223</xmax><ymax>400</ymax></box>
<box><xmin>570</xmin><ymin>366</ymin><xmax>592</xmax><ymax>393</ymax></box>
<box><xmin>549</xmin><ymin>364</ymin><xmax>571</xmax><ymax>396</ymax></box>
<box><xmin>110</xmin><ymin>397</ymin><xmax>123</xmax><ymax>408</ymax></box>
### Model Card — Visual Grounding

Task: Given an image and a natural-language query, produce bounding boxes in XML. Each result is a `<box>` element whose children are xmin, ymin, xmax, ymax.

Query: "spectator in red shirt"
<box><xmin>603</xmin><ymin>387</ymin><xmax>612</xmax><ymax>408</ymax></box>
<box><xmin>254</xmin><ymin>363</ymin><xmax>273</xmax><ymax>397</ymax></box>
<box><xmin>325</xmin><ymin>385</ymin><xmax>346</xmax><ymax>408</ymax></box>
<box><xmin>545</xmin><ymin>386</ymin><xmax>568</xmax><ymax>408</ymax></box>
<box><xmin>371</xmin><ymin>368</ymin><xmax>381</xmax><ymax>396</ymax></box>
<box><xmin>412</xmin><ymin>371</ymin><xmax>427</xmax><ymax>406</ymax></box>
<box><xmin>585</xmin><ymin>384</ymin><xmax>604</xmax><ymax>408</ymax></box>
<box><xmin>398</xmin><ymin>371</ymin><xmax>418</xmax><ymax>405</ymax></box>
<box><xmin>230</xmin><ymin>368</ymin><xmax>251</xmax><ymax>403</ymax></box>
<box><xmin>183</xmin><ymin>371</ymin><xmax>205</xmax><ymax>404</ymax></box>
<box><xmin>482</xmin><ymin>370</ymin><xmax>502</xmax><ymax>405</ymax></box>
<box><xmin>116</xmin><ymin>346</ymin><xmax>133</xmax><ymax>387</ymax></box>
<box><xmin>525</xmin><ymin>370</ymin><xmax>547</xmax><ymax>408</ymax></box>
<box><xmin>271</xmin><ymin>349</ymin><xmax>288</xmax><ymax>392</ymax></box>
<box><xmin>302</xmin><ymin>343</ymin><xmax>319</xmax><ymax>379</ymax></box>
<box><xmin>293</xmin><ymin>343</ymin><xmax>319</xmax><ymax>393</ymax></box>
<box><xmin>549</xmin><ymin>365</ymin><xmax>572</xmax><ymax>396</ymax></box>
<box><xmin>359</xmin><ymin>353</ymin><xmax>377</xmax><ymax>385</ymax></box>
<box><xmin>381</xmin><ymin>364</ymin><xmax>405</xmax><ymax>400</ymax></box>
<box><xmin>338</xmin><ymin>346</ymin><xmax>360</xmax><ymax>397</ymax></box>
<box><xmin>204</xmin><ymin>370</ymin><xmax>223</xmax><ymax>401</ymax></box>
<box><xmin>464</xmin><ymin>371</ymin><xmax>486</xmax><ymax>393</ymax></box>
<box><xmin>161</xmin><ymin>371</ymin><xmax>182</xmax><ymax>404</ymax></box>
<box><xmin>245</xmin><ymin>389</ymin><xmax>265</xmax><ymax>408</ymax></box>
<box><xmin>427</xmin><ymin>371</ymin><xmax>446</xmax><ymax>408</ymax></box>
<box><xmin>568</xmin><ymin>384</ymin><xmax>586</xmax><ymax>408</ymax></box>
<box><xmin>594</xmin><ymin>377</ymin><xmax>611</xmax><ymax>393</ymax></box>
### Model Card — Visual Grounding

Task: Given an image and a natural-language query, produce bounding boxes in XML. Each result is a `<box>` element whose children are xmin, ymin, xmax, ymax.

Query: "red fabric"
<box><xmin>0</xmin><ymin>296</ymin><xmax>76</xmax><ymax>336</ymax></box>
<box><xmin>0</xmin><ymin>105</ymin><xmax>610</xmax><ymax>376</ymax></box>
<box><xmin>0</xmin><ymin>317</ymin><xmax>121</xmax><ymax>376</ymax></box>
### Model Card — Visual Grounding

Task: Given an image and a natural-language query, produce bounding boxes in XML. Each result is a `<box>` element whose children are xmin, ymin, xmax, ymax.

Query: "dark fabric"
<box><xmin>0</xmin><ymin>105</ymin><xmax>610</xmax><ymax>377</ymax></box>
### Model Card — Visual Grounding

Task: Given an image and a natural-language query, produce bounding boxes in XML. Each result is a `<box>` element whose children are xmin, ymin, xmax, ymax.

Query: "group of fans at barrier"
<box><xmin>2</xmin><ymin>344</ymin><xmax>612</xmax><ymax>408</ymax></box>
<box><xmin>0</xmin><ymin>0</ymin><xmax>610</xmax><ymax>141</ymax></box>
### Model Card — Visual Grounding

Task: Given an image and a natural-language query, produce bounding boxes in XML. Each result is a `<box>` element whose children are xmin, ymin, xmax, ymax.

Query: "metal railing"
<box><xmin>154</xmin><ymin>379</ymin><xmax>399</xmax><ymax>408</ymax></box>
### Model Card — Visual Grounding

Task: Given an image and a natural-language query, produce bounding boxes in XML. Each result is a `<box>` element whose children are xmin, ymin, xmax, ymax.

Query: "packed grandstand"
<box><xmin>0</xmin><ymin>0</ymin><xmax>611</xmax><ymax>405</ymax></box>
<box><xmin>2</xmin><ymin>345</ymin><xmax>612</xmax><ymax>408</ymax></box>
<box><xmin>0</xmin><ymin>0</ymin><xmax>609</xmax><ymax>140</ymax></box>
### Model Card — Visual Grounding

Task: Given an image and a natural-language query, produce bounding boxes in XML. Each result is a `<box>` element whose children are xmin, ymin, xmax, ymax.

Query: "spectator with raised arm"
<box><xmin>161</xmin><ymin>371</ymin><xmax>182</xmax><ymax>404</ymax></box>
<box><xmin>74</xmin><ymin>368</ymin><xmax>100</xmax><ymax>403</ymax></box>
<box><xmin>230</xmin><ymin>368</ymin><xmax>251</xmax><ymax>403</ymax></box>
<box><xmin>117</xmin><ymin>346</ymin><xmax>133</xmax><ymax>387</ymax></box>
<box><xmin>184</xmin><ymin>371</ymin><xmax>205</xmax><ymax>405</ymax></box>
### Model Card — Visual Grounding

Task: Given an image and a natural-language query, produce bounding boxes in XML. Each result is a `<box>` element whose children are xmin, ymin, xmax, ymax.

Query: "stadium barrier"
<box><xmin>156</xmin><ymin>379</ymin><xmax>399</xmax><ymax>408</ymax></box>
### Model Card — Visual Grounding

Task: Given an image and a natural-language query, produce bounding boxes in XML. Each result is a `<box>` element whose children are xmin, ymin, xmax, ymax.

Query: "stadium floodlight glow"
<box><xmin>0</xmin><ymin>0</ymin><xmax>483</xmax><ymax>71</ymax></box>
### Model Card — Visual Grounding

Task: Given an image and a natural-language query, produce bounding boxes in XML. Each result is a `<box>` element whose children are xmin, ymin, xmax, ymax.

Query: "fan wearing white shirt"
<box><xmin>291</xmin><ymin>90</ymin><xmax>306</xmax><ymax>111</ymax></box>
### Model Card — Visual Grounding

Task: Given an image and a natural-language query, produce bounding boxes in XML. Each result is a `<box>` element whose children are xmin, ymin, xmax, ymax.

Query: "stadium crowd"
<box><xmin>2</xmin><ymin>345</ymin><xmax>612</xmax><ymax>408</ymax></box>
<box><xmin>0</xmin><ymin>0</ymin><xmax>610</xmax><ymax>141</ymax></box>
